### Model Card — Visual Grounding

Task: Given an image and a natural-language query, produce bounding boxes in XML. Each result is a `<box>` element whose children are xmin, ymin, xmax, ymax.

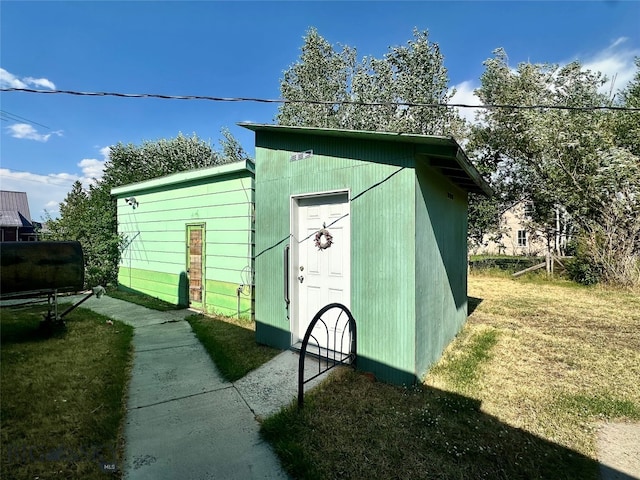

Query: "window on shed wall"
<box><xmin>517</xmin><ymin>230</ymin><xmax>527</xmax><ymax>247</ymax></box>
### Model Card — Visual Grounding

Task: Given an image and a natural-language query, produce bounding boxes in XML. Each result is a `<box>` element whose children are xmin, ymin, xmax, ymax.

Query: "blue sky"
<box><xmin>1</xmin><ymin>1</ymin><xmax>639</xmax><ymax>221</ymax></box>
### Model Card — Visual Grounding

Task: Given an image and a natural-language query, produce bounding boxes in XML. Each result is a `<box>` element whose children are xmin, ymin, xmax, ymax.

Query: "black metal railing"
<box><xmin>298</xmin><ymin>303</ymin><xmax>357</xmax><ymax>408</ymax></box>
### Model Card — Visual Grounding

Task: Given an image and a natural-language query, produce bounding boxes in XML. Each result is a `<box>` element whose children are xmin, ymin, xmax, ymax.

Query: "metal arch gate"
<box><xmin>298</xmin><ymin>303</ymin><xmax>357</xmax><ymax>408</ymax></box>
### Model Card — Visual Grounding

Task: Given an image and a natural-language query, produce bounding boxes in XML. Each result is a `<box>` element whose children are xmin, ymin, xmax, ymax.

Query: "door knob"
<box><xmin>298</xmin><ymin>275</ymin><xmax>304</xmax><ymax>283</ymax></box>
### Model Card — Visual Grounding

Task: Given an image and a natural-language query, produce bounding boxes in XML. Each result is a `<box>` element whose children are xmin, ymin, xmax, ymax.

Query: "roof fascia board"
<box><xmin>111</xmin><ymin>159</ymin><xmax>254</xmax><ymax>197</ymax></box>
<box><xmin>239</xmin><ymin>122</ymin><xmax>492</xmax><ymax>197</ymax></box>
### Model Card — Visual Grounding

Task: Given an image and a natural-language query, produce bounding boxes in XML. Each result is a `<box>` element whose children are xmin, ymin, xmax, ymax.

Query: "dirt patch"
<box><xmin>598</xmin><ymin>422</ymin><xmax>640</xmax><ymax>480</ymax></box>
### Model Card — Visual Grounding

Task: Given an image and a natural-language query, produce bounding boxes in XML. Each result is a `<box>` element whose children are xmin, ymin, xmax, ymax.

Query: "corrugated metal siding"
<box><xmin>255</xmin><ymin>132</ymin><xmax>418</xmax><ymax>382</ymax></box>
<box><xmin>414</xmin><ymin>163</ymin><xmax>468</xmax><ymax>379</ymax></box>
<box><xmin>116</xmin><ymin>169</ymin><xmax>254</xmax><ymax>312</ymax></box>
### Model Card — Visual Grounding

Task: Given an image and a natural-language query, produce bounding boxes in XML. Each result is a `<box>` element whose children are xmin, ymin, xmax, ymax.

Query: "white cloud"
<box><xmin>6</xmin><ymin>123</ymin><xmax>63</xmax><ymax>142</ymax></box>
<box><xmin>450</xmin><ymin>81</ymin><xmax>483</xmax><ymax>124</ymax></box>
<box><xmin>0</xmin><ymin>68</ymin><xmax>56</xmax><ymax>90</ymax></box>
<box><xmin>0</xmin><ymin>68</ymin><xmax>27</xmax><ymax>88</ymax></box>
<box><xmin>0</xmin><ymin>168</ymin><xmax>81</xmax><ymax>221</ymax></box>
<box><xmin>578</xmin><ymin>37</ymin><xmax>639</xmax><ymax>96</ymax></box>
<box><xmin>78</xmin><ymin>158</ymin><xmax>106</xmax><ymax>185</ymax></box>
<box><xmin>77</xmin><ymin>145</ymin><xmax>111</xmax><ymax>186</ymax></box>
<box><xmin>23</xmin><ymin>76</ymin><xmax>56</xmax><ymax>90</ymax></box>
<box><xmin>99</xmin><ymin>146</ymin><xmax>111</xmax><ymax>160</ymax></box>
<box><xmin>0</xmin><ymin>147</ymin><xmax>111</xmax><ymax>220</ymax></box>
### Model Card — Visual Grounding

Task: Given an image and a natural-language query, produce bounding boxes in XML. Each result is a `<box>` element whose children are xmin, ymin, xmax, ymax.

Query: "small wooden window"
<box><xmin>517</xmin><ymin>230</ymin><xmax>527</xmax><ymax>247</ymax></box>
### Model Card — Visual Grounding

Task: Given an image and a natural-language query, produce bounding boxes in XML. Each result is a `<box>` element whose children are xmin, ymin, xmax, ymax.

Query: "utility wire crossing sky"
<box><xmin>3</xmin><ymin>88</ymin><xmax>639</xmax><ymax>112</ymax></box>
<box><xmin>0</xmin><ymin>1</ymin><xmax>638</xmax><ymax>220</ymax></box>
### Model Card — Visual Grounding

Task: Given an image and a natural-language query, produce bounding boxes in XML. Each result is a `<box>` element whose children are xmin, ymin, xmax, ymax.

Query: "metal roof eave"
<box><xmin>111</xmin><ymin>159</ymin><xmax>255</xmax><ymax>197</ymax></box>
<box><xmin>239</xmin><ymin>123</ymin><xmax>492</xmax><ymax>197</ymax></box>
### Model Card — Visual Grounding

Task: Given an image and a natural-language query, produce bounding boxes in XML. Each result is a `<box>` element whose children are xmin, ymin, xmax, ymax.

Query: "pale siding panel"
<box><xmin>115</xmin><ymin>163</ymin><xmax>254</xmax><ymax>312</ymax></box>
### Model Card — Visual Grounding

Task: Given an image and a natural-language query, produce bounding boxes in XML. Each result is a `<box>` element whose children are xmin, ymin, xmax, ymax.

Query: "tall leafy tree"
<box><xmin>613</xmin><ymin>57</ymin><xmax>640</xmax><ymax>156</ymax></box>
<box><xmin>277</xmin><ymin>27</ymin><xmax>356</xmax><ymax>128</ymax></box>
<box><xmin>470</xmin><ymin>49</ymin><xmax>640</xmax><ymax>285</ymax></box>
<box><xmin>277</xmin><ymin>28</ymin><xmax>463</xmax><ymax>137</ymax></box>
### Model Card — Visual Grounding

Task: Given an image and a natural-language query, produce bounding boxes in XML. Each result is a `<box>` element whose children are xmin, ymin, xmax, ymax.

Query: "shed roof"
<box><xmin>111</xmin><ymin>159</ymin><xmax>255</xmax><ymax>196</ymax></box>
<box><xmin>0</xmin><ymin>191</ymin><xmax>33</xmax><ymax>226</ymax></box>
<box><xmin>239</xmin><ymin>123</ymin><xmax>492</xmax><ymax>197</ymax></box>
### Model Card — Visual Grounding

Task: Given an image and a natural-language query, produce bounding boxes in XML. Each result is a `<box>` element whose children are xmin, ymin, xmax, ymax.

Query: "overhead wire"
<box><xmin>2</xmin><ymin>87</ymin><xmax>639</xmax><ymax>112</ymax></box>
<box><xmin>0</xmin><ymin>109</ymin><xmax>51</xmax><ymax>129</ymax></box>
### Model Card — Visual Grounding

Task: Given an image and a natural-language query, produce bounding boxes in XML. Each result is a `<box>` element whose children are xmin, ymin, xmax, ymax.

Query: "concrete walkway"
<box><xmin>70</xmin><ymin>294</ymin><xmax>291</xmax><ymax>480</ymax></box>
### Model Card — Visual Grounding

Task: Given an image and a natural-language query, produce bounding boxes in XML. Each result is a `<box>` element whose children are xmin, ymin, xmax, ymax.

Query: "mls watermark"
<box><xmin>5</xmin><ymin>442</ymin><xmax>118</xmax><ymax>473</ymax></box>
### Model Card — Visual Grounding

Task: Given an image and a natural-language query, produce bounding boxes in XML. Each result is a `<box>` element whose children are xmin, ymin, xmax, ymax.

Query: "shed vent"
<box><xmin>290</xmin><ymin>150</ymin><xmax>313</xmax><ymax>162</ymax></box>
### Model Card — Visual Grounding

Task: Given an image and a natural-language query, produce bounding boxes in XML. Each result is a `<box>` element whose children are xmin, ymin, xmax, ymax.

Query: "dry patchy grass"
<box><xmin>428</xmin><ymin>274</ymin><xmax>640</xmax><ymax>458</ymax></box>
<box><xmin>263</xmin><ymin>274</ymin><xmax>639</xmax><ymax>480</ymax></box>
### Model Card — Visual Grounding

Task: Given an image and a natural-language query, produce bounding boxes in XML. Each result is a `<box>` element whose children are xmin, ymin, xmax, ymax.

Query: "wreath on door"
<box><xmin>314</xmin><ymin>229</ymin><xmax>333</xmax><ymax>250</ymax></box>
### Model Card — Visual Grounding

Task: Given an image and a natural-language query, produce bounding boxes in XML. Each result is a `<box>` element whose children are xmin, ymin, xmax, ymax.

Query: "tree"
<box><xmin>276</xmin><ymin>27</ymin><xmax>356</xmax><ymax>129</ymax></box>
<box><xmin>613</xmin><ymin>57</ymin><xmax>640</xmax><ymax>156</ymax></box>
<box><xmin>49</xmin><ymin>131</ymin><xmax>248</xmax><ymax>287</ymax></box>
<box><xmin>101</xmin><ymin>132</ymin><xmax>237</xmax><ymax>188</ymax></box>
<box><xmin>277</xmin><ymin>28</ymin><xmax>463</xmax><ymax>137</ymax></box>
<box><xmin>46</xmin><ymin>181</ymin><xmax>89</xmax><ymax>241</ymax></box>
<box><xmin>470</xmin><ymin>49</ymin><xmax>640</xmax><ymax>286</ymax></box>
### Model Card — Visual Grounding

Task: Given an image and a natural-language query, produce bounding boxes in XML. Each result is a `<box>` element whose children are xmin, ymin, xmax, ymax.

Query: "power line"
<box><xmin>2</xmin><ymin>87</ymin><xmax>639</xmax><ymax>112</ymax></box>
<box><xmin>0</xmin><ymin>109</ymin><xmax>51</xmax><ymax>129</ymax></box>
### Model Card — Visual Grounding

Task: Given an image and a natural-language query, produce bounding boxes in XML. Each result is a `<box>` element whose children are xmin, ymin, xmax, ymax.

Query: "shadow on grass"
<box><xmin>0</xmin><ymin>304</ymin><xmax>70</xmax><ymax>345</ymax></box>
<box><xmin>468</xmin><ymin>296</ymin><xmax>483</xmax><ymax>316</ymax></box>
<box><xmin>262</xmin><ymin>368</ymin><xmax>603</xmax><ymax>480</ymax></box>
<box><xmin>1</xmin><ymin>305</ymin><xmax>134</xmax><ymax>480</ymax></box>
<box><xmin>187</xmin><ymin>314</ymin><xmax>281</xmax><ymax>382</ymax></box>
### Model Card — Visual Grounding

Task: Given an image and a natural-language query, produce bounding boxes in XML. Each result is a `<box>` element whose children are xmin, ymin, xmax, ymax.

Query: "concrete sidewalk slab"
<box><xmin>235</xmin><ymin>350</ymin><xmax>333</xmax><ymax>419</ymax></box>
<box><xmin>66</xmin><ymin>294</ymin><xmax>193</xmax><ymax>327</ymax></box>
<box><xmin>63</xmin><ymin>295</ymin><xmax>289</xmax><ymax>479</ymax></box>
<box><xmin>124</xmin><ymin>387</ymin><xmax>286</xmax><ymax>480</ymax></box>
<box><xmin>127</xmin><ymin>341</ymin><xmax>228</xmax><ymax>409</ymax></box>
<box><xmin>132</xmin><ymin>320</ymin><xmax>200</xmax><ymax>351</ymax></box>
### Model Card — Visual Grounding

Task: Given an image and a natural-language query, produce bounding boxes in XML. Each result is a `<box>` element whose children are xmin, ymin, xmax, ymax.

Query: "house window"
<box><xmin>517</xmin><ymin>230</ymin><xmax>527</xmax><ymax>247</ymax></box>
<box><xmin>524</xmin><ymin>202</ymin><xmax>534</xmax><ymax>218</ymax></box>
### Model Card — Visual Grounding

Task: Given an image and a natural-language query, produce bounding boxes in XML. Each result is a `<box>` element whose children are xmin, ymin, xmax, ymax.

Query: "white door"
<box><xmin>294</xmin><ymin>193</ymin><xmax>350</xmax><ymax>353</ymax></box>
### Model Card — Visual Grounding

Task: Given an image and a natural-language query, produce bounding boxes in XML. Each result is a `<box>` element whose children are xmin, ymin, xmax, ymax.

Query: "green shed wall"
<box><xmin>253</xmin><ymin>129</ymin><xmax>473</xmax><ymax>385</ymax></box>
<box><xmin>414</xmin><ymin>163</ymin><xmax>469</xmax><ymax>379</ymax></box>
<box><xmin>115</xmin><ymin>165</ymin><xmax>254</xmax><ymax>317</ymax></box>
<box><xmin>255</xmin><ymin>132</ymin><xmax>421</xmax><ymax>384</ymax></box>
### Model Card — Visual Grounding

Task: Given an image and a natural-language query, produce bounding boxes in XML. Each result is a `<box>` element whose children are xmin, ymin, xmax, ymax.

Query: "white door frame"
<box><xmin>289</xmin><ymin>189</ymin><xmax>351</xmax><ymax>346</ymax></box>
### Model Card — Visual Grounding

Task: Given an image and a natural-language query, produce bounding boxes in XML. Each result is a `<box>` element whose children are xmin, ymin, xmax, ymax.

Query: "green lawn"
<box><xmin>106</xmin><ymin>287</ymin><xmax>181</xmax><ymax>311</ymax></box>
<box><xmin>1</xmin><ymin>303</ymin><xmax>133</xmax><ymax>479</ymax></box>
<box><xmin>187</xmin><ymin>314</ymin><xmax>281</xmax><ymax>382</ymax></box>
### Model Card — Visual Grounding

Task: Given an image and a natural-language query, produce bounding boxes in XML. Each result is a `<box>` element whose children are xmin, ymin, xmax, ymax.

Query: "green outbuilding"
<box><xmin>112</xmin><ymin>160</ymin><xmax>255</xmax><ymax>317</ymax></box>
<box><xmin>240</xmin><ymin>123</ymin><xmax>491</xmax><ymax>385</ymax></box>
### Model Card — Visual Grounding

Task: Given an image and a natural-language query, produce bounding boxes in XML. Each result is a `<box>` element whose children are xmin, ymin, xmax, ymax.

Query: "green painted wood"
<box><xmin>254</xmin><ymin>132</ymin><xmax>419</xmax><ymax>384</ymax></box>
<box><xmin>414</xmin><ymin>163</ymin><xmax>469</xmax><ymax>380</ymax></box>
<box><xmin>114</xmin><ymin>162</ymin><xmax>254</xmax><ymax>314</ymax></box>
<box><xmin>118</xmin><ymin>268</ymin><xmax>253</xmax><ymax>316</ymax></box>
<box><xmin>251</xmin><ymin>128</ymin><xmax>473</xmax><ymax>385</ymax></box>
<box><xmin>118</xmin><ymin>267</ymin><xmax>184</xmax><ymax>305</ymax></box>
<box><xmin>112</xmin><ymin>161</ymin><xmax>254</xmax><ymax>195</ymax></box>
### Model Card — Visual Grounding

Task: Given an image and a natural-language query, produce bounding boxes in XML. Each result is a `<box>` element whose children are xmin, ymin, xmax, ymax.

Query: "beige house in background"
<box><xmin>475</xmin><ymin>202</ymin><xmax>548</xmax><ymax>256</ymax></box>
